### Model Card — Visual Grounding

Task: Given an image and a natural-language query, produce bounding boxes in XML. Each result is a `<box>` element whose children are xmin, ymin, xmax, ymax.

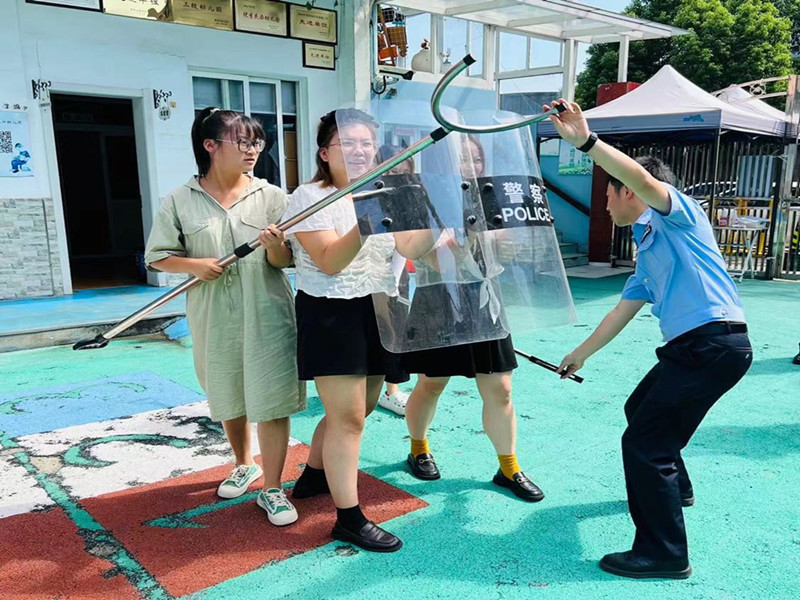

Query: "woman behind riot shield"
<box><xmin>400</xmin><ymin>135</ymin><xmax>546</xmax><ymax>503</ymax></box>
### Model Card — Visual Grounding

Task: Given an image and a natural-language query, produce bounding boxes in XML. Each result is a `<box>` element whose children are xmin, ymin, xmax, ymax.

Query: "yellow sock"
<box><xmin>411</xmin><ymin>438</ymin><xmax>430</xmax><ymax>457</ymax></box>
<box><xmin>498</xmin><ymin>454</ymin><xmax>521</xmax><ymax>480</ymax></box>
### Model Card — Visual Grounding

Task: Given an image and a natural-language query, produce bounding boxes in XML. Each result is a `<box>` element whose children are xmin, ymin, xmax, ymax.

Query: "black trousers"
<box><xmin>622</xmin><ymin>325</ymin><xmax>752</xmax><ymax>560</ymax></box>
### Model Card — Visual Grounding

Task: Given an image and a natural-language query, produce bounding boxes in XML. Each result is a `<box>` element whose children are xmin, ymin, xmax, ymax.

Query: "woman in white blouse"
<box><xmin>283</xmin><ymin>109</ymin><xmax>404</xmax><ymax>553</ymax></box>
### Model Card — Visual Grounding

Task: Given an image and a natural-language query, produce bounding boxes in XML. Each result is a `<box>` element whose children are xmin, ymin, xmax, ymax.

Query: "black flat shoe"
<box><xmin>292</xmin><ymin>468</ymin><xmax>330</xmax><ymax>499</ymax></box>
<box><xmin>331</xmin><ymin>520</ymin><xmax>403</xmax><ymax>553</ymax></box>
<box><xmin>681</xmin><ymin>495</ymin><xmax>695</xmax><ymax>507</ymax></box>
<box><xmin>599</xmin><ymin>551</ymin><xmax>692</xmax><ymax>579</ymax></box>
<box><xmin>407</xmin><ymin>453</ymin><xmax>441</xmax><ymax>481</ymax></box>
<box><xmin>492</xmin><ymin>470</ymin><xmax>544</xmax><ymax>502</ymax></box>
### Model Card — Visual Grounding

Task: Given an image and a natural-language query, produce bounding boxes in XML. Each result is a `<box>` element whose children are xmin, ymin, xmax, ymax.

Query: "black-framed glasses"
<box><xmin>216</xmin><ymin>138</ymin><xmax>266</xmax><ymax>152</ymax></box>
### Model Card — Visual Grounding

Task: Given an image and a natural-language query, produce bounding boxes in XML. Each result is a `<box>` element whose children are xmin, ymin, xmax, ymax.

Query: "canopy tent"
<box><xmin>536</xmin><ymin>65</ymin><xmax>795</xmax><ymax>140</ymax></box>
<box><xmin>715</xmin><ymin>87</ymin><xmax>796</xmax><ymax>133</ymax></box>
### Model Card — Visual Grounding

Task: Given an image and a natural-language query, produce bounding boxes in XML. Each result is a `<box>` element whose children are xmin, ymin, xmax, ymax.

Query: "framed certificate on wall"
<box><xmin>103</xmin><ymin>0</ymin><xmax>169</xmax><ymax>20</ymax></box>
<box><xmin>303</xmin><ymin>42</ymin><xmax>335</xmax><ymax>70</ymax></box>
<box><xmin>26</xmin><ymin>0</ymin><xmax>100</xmax><ymax>10</ymax></box>
<box><xmin>234</xmin><ymin>0</ymin><xmax>288</xmax><ymax>37</ymax></box>
<box><xmin>171</xmin><ymin>0</ymin><xmax>234</xmax><ymax>30</ymax></box>
<box><xmin>289</xmin><ymin>4</ymin><xmax>336</xmax><ymax>44</ymax></box>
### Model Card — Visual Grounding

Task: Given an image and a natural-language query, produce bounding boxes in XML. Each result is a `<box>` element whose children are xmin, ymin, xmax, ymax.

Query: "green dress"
<box><xmin>145</xmin><ymin>176</ymin><xmax>306</xmax><ymax>422</ymax></box>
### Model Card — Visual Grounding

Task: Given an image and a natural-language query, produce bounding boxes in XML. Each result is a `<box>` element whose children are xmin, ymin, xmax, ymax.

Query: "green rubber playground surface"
<box><xmin>1</xmin><ymin>274</ymin><xmax>798</xmax><ymax>600</ymax></box>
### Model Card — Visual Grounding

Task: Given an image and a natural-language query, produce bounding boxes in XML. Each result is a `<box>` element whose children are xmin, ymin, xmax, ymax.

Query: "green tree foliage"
<box><xmin>574</xmin><ymin>0</ymin><xmax>794</xmax><ymax>109</ymax></box>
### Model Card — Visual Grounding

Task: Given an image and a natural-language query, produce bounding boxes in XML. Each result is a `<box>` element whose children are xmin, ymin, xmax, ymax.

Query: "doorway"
<box><xmin>51</xmin><ymin>94</ymin><xmax>145</xmax><ymax>289</ymax></box>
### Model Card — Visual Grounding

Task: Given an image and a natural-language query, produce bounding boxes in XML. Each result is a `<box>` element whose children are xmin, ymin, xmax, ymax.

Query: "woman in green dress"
<box><xmin>145</xmin><ymin>107</ymin><xmax>306</xmax><ymax>526</ymax></box>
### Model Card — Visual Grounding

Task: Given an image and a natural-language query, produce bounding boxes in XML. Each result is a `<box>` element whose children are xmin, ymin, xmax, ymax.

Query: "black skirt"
<box><xmin>402</xmin><ymin>334</ymin><xmax>517</xmax><ymax>378</ymax></box>
<box><xmin>401</xmin><ymin>281</ymin><xmax>517</xmax><ymax>378</ymax></box>
<box><xmin>295</xmin><ymin>291</ymin><xmax>409</xmax><ymax>382</ymax></box>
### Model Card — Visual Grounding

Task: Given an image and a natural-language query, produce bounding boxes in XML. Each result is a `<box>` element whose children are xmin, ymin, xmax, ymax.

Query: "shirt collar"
<box><xmin>186</xmin><ymin>175</ymin><xmax>266</xmax><ymax>208</ymax></box>
<box><xmin>635</xmin><ymin>208</ymin><xmax>652</xmax><ymax>225</ymax></box>
<box><xmin>632</xmin><ymin>208</ymin><xmax>653</xmax><ymax>246</ymax></box>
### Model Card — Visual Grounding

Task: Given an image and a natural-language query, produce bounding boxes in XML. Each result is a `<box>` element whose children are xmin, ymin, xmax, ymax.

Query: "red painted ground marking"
<box><xmin>0</xmin><ymin>507</ymin><xmax>140</xmax><ymax>600</ymax></box>
<box><xmin>83</xmin><ymin>444</ymin><xmax>427</xmax><ymax>597</ymax></box>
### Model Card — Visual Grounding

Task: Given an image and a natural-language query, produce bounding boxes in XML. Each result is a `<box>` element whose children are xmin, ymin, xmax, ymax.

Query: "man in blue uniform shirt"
<box><xmin>547</xmin><ymin>100</ymin><xmax>753</xmax><ymax>580</ymax></box>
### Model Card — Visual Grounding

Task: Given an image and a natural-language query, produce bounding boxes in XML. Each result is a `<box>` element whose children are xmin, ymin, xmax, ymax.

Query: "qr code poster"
<box><xmin>0</xmin><ymin>111</ymin><xmax>33</xmax><ymax>178</ymax></box>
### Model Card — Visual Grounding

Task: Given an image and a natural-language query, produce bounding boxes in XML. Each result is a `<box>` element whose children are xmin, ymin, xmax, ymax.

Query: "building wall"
<box><xmin>0</xmin><ymin>0</ymin><xmax>587</xmax><ymax>299</ymax></box>
<box><xmin>0</xmin><ymin>0</ymin><xmax>351</xmax><ymax>298</ymax></box>
<box><xmin>540</xmin><ymin>154</ymin><xmax>592</xmax><ymax>253</ymax></box>
<box><xmin>0</xmin><ymin>198</ymin><xmax>64</xmax><ymax>300</ymax></box>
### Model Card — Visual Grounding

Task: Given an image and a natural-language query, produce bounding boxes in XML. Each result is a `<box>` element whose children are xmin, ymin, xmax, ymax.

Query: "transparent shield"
<box><xmin>465</xmin><ymin>110</ymin><xmax>577</xmax><ymax>333</ymax></box>
<box><xmin>335</xmin><ymin>103</ymin><xmax>509</xmax><ymax>352</ymax></box>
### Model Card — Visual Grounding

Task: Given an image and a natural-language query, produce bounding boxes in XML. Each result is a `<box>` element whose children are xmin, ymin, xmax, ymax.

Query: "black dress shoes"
<box><xmin>331</xmin><ymin>520</ymin><xmax>403</xmax><ymax>553</ymax></box>
<box><xmin>599</xmin><ymin>551</ymin><xmax>692</xmax><ymax>579</ymax></box>
<box><xmin>492</xmin><ymin>470</ymin><xmax>544</xmax><ymax>502</ymax></box>
<box><xmin>407</xmin><ymin>453</ymin><xmax>441</xmax><ymax>480</ymax></box>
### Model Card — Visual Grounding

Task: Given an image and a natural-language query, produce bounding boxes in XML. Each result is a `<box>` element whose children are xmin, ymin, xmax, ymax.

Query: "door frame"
<box><xmin>41</xmin><ymin>83</ymin><xmax>160</xmax><ymax>293</ymax></box>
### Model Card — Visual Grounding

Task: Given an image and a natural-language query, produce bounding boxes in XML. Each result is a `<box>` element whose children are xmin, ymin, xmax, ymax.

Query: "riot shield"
<box><xmin>336</xmin><ymin>103</ymin><xmax>508</xmax><ymax>352</ymax></box>
<box><xmin>461</xmin><ymin>110</ymin><xmax>577</xmax><ymax>333</ymax></box>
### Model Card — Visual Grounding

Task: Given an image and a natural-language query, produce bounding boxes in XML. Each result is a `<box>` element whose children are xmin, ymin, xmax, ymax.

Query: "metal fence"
<box><xmin>609</xmin><ymin>139</ymin><xmax>795</xmax><ymax>278</ymax></box>
<box><xmin>781</xmin><ymin>205</ymin><xmax>800</xmax><ymax>279</ymax></box>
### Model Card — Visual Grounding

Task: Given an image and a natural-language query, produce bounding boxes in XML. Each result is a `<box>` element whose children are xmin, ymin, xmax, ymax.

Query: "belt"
<box><xmin>678</xmin><ymin>321</ymin><xmax>748</xmax><ymax>340</ymax></box>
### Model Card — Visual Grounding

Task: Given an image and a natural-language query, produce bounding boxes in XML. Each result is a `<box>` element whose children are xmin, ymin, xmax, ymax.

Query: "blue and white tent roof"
<box><xmin>537</xmin><ymin>66</ymin><xmax>794</xmax><ymax>139</ymax></box>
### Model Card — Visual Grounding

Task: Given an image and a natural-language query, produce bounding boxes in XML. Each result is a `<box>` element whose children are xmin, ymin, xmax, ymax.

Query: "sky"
<box><xmin>578</xmin><ymin>0</ymin><xmax>630</xmax><ymax>12</ymax></box>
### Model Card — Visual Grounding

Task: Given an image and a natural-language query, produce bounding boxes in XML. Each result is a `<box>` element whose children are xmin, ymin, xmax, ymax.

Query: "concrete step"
<box><xmin>0</xmin><ymin>315</ymin><xmax>183</xmax><ymax>353</ymax></box>
<box><xmin>562</xmin><ymin>252</ymin><xmax>590</xmax><ymax>268</ymax></box>
<box><xmin>559</xmin><ymin>241</ymin><xmax>579</xmax><ymax>255</ymax></box>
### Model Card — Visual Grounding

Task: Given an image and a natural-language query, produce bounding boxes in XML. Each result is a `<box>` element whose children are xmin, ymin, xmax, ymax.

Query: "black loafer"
<box><xmin>331</xmin><ymin>520</ymin><xmax>403</xmax><ymax>553</ymax></box>
<box><xmin>599</xmin><ymin>551</ymin><xmax>691</xmax><ymax>580</ymax></box>
<box><xmin>492</xmin><ymin>470</ymin><xmax>544</xmax><ymax>502</ymax></box>
<box><xmin>292</xmin><ymin>468</ymin><xmax>330</xmax><ymax>499</ymax></box>
<box><xmin>407</xmin><ymin>453</ymin><xmax>441</xmax><ymax>480</ymax></box>
<box><xmin>793</xmin><ymin>352</ymin><xmax>800</xmax><ymax>365</ymax></box>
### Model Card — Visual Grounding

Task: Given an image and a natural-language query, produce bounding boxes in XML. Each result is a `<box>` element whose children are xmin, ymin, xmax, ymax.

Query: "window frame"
<box><xmin>189</xmin><ymin>70</ymin><xmax>300</xmax><ymax>192</ymax></box>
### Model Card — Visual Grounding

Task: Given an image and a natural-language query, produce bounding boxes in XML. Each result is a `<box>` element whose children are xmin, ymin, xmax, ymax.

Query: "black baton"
<box><xmin>514</xmin><ymin>348</ymin><xmax>584</xmax><ymax>384</ymax></box>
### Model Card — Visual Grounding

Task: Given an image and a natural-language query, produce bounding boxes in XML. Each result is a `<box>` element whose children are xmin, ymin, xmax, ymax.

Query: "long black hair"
<box><xmin>191</xmin><ymin>107</ymin><xmax>265</xmax><ymax>177</ymax></box>
<box><xmin>311</xmin><ymin>108</ymin><xmax>378</xmax><ymax>187</ymax></box>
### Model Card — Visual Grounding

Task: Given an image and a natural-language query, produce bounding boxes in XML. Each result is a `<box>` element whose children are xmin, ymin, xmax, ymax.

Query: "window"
<box><xmin>442</xmin><ymin>16</ymin><xmax>467</xmax><ymax>67</ymax></box>
<box><xmin>404</xmin><ymin>12</ymin><xmax>431</xmax><ymax>69</ymax></box>
<box><xmin>498</xmin><ymin>74</ymin><xmax>563</xmax><ymax>113</ymax></box>
<box><xmin>528</xmin><ymin>38</ymin><xmax>562</xmax><ymax>69</ymax></box>
<box><xmin>191</xmin><ymin>75</ymin><xmax>300</xmax><ymax>192</ymax></box>
<box><xmin>468</xmin><ymin>22</ymin><xmax>484</xmax><ymax>77</ymax></box>
<box><xmin>390</xmin><ymin>9</ymin><xmax>485</xmax><ymax>78</ymax></box>
<box><xmin>498</xmin><ymin>33</ymin><xmax>562</xmax><ymax>74</ymax></box>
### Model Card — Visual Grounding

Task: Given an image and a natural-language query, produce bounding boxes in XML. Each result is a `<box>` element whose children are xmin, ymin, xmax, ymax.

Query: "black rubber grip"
<box><xmin>555</xmin><ymin>103</ymin><xmax>568</xmax><ymax>113</ymax></box>
<box><xmin>463</xmin><ymin>54</ymin><xmax>476</xmax><ymax>66</ymax></box>
<box><xmin>431</xmin><ymin>127</ymin><xmax>449</xmax><ymax>142</ymax></box>
<box><xmin>234</xmin><ymin>243</ymin><xmax>255</xmax><ymax>258</ymax></box>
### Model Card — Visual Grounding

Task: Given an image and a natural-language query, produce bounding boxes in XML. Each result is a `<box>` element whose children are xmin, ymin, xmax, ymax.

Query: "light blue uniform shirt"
<box><xmin>621</xmin><ymin>184</ymin><xmax>745</xmax><ymax>341</ymax></box>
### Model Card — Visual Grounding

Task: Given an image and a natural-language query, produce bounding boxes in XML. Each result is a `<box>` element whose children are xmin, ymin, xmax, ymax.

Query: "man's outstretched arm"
<box><xmin>544</xmin><ymin>99</ymin><xmax>671</xmax><ymax>214</ymax></box>
<box><xmin>558</xmin><ymin>299</ymin><xmax>646</xmax><ymax>379</ymax></box>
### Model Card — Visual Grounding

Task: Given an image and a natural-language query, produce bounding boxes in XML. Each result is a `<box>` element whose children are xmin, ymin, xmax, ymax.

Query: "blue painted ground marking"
<box><xmin>0</xmin><ymin>373</ymin><xmax>204</xmax><ymax>437</ymax></box>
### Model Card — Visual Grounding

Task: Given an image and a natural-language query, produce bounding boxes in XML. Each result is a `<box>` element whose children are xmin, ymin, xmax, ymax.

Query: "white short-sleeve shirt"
<box><xmin>284</xmin><ymin>182</ymin><xmax>397</xmax><ymax>299</ymax></box>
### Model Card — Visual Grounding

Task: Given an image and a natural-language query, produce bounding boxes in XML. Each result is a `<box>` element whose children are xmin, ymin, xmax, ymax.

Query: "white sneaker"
<box><xmin>217</xmin><ymin>463</ymin><xmax>262</xmax><ymax>499</ymax></box>
<box><xmin>378</xmin><ymin>390</ymin><xmax>409</xmax><ymax>416</ymax></box>
<box><xmin>257</xmin><ymin>488</ymin><xmax>299</xmax><ymax>526</ymax></box>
